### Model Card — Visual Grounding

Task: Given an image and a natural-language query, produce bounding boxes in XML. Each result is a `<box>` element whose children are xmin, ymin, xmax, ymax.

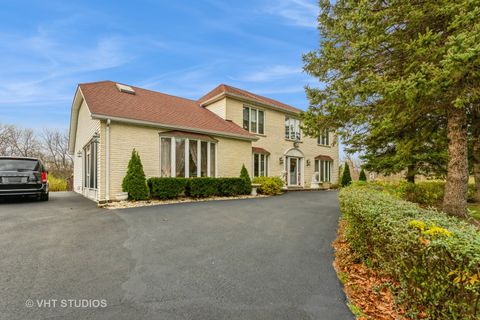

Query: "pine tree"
<box><xmin>240</xmin><ymin>164</ymin><xmax>252</xmax><ymax>194</ymax></box>
<box><xmin>358</xmin><ymin>168</ymin><xmax>367</xmax><ymax>182</ymax></box>
<box><xmin>301</xmin><ymin>0</ymin><xmax>479</xmax><ymax>216</ymax></box>
<box><xmin>122</xmin><ymin>149</ymin><xmax>149</xmax><ymax>200</ymax></box>
<box><xmin>341</xmin><ymin>163</ymin><xmax>352</xmax><ymax>187</ymax></box>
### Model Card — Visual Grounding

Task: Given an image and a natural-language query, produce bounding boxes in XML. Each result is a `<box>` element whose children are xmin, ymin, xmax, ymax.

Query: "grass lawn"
<box><xmin>467</xmin><ymin>203</ymin><xmax>480</xmax><ymax>221</ymax></box>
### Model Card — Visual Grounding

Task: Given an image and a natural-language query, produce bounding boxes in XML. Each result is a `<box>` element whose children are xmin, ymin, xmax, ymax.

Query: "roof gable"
<box><xmin>77</xmin><ymin>81</ymin><xmax>256</xmax><ymax>140</ymax></box>
<box><xmin>198</xmin><ymin>84</ymin><xmax>301</xmax><ymax>114</ymax></box>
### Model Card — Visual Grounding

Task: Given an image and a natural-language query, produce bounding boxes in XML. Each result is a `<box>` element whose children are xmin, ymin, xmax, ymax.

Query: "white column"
<box><xmin>215</xmin><ymin>143</ymin><xmax>218</xmax><ymax>177</ymax></box>
<box><xmin>197</xmin><ymin>140</ymin><xmax>201</xmax><ymax>177</ymax></box>
<box><xmin>207</xmin><ymin>142</ymin><xmax>211</xmax><ymax>177</ymax></box>
<box><xmin>185</xmin><ymin>138</ymin><xmax>189</xmax><ymax>178</ymax></box>
<box><xmin>171</xmin><ymin>137</ymin><xmax>176</xmax><ymax>177</ymax></box>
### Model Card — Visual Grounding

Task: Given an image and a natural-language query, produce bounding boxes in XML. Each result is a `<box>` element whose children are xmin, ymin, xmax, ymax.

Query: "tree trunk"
<box><xmin>443</xmin><ymin>106</ymin><xmax>469</xmax><ymax>217</ymax></box>
<box><xmin>473</xmin><ymin>105</ymin><xmax>480</xmax><ymax>202</ymax></box>
<box><xmin>406</xmin><ymin>164</ymin><xmax>415</xmax><ymax>183</ymax></box>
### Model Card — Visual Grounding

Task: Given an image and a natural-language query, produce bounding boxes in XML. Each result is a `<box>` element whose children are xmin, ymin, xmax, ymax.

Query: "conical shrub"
<box><xmin>122</xmin><ymin>149</ymin><xmax>149</xmax><ymax>200</ymax></box>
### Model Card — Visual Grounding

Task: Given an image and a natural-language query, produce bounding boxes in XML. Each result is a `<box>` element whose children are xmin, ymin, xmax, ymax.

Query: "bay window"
<box><xmin>160</xmin><ymin>137</ymin><xmax>172</xmax><ymax>177</ymax></box>
<box><xmin>253</xmin><ymin>153</ymin><xmax>268</xmax><ymax>177</ymax></box>
<box><xmin>175</xmin><ymin>138</ymin><xmax>185</xmax><ymax>177</ymax></box>
<box><xmin>285</xmin><ymin>117</ymin><xmax>300</xmax><ymax>140</ymax></box>
<box><xmin>160</xmin><ymin>135</ymin><xmax>217</xmax><ymax>178</ymax></box>
<box><xmin>315</xmin><ymin>159</ymin><xmax>332</xmax><ymax>182</ymax></box>
<box><xmin>201</xmin><ymin>141</ymin><xmax>208</xmax><ymax>177</ymax></box>
<box><xmin>243</xmin><ymin>106</ymin><xmax>264</xmax><ymax>134</ymax></box>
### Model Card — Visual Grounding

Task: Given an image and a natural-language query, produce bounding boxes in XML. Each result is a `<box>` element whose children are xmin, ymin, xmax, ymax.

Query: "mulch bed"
<box><xmin>332</xmin><ymin>220</ymin><xmax>413</xmax><ymax>320</ymax></box>
<box><xmin>100</xmin><ymin>194</ymin><xmax>269</xmax><ymax>209</ymax></box>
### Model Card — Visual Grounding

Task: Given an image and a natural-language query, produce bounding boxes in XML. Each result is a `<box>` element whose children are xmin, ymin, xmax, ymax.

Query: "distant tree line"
<box><xmin>0</xmin><ymin>123</ymin><xmax>73</xmax><ymax>180</ymax></box>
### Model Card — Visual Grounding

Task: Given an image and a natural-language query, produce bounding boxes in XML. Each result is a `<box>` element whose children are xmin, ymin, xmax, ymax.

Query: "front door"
<box><xmin>288</xmin><ymin>157</ymin><xmax>301</xmax><ymax>186</ymax></box>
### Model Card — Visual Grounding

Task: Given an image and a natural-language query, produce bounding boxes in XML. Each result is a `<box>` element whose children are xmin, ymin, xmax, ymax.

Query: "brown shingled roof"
<box><xmin>78</xmin><ymin>81</ymin><xmax>256</xmax><ymax>140</ymax></box>
<box><xmin>198</xmin><ymin>84</ymin><xmax>301</xmax><ymax>114</ymax></box>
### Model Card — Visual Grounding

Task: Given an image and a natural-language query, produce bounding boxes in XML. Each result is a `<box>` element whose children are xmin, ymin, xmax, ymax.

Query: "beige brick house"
<box><xmin>68</xmin><ymin>81</ymin><xmax>339</xmax><ymax>201</ymax></box>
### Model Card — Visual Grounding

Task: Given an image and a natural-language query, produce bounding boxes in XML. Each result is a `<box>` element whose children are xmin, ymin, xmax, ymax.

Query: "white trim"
<box><xmin>197</xmin><ymin>140</ymin><xmax>201</xmax><ymax>177</ymax></box>
<box><xmin>207</xmin><ymin>142</ymin><xmax>211</xmax><ymax>177</ymax></box>
<box><xmin>91</xmin><ymin>114</ymin><xmax>258</xmax><ymax>141</ymax></box>
<box><xmin>200</xmin><ymin>92</ymin><xmax>300</xmax><ymax>116</ymax></box>
<box><xmin>185</xmin><ymin>138</ymin><xmax>190</xmax><ymax>178</ymax></box>
<box><xmin>214</xmin><ymin>143</ymin><xmax>218</xmax><ymax>177</ymax></box>
<box><xmin>170</xmin><ymin>137</ymin><xmax>176</xmax><ymax>177</ymax></box>
<box><xmin>105</xmin><ymin>119</ymin><xmax>110</xmax><ymax>201</ymax></box>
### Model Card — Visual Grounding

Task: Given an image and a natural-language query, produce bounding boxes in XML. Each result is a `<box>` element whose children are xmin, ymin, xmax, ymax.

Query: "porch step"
<box><xmin>285</xmin><ymin>187</ymin><xmax>326</xmax><ymax>192</ymax></box>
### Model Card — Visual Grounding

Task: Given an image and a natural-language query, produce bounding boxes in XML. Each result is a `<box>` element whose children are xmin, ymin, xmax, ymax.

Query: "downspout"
<box><xmin>106</xmin><ymin>119</ymin><xmax>111</xmax><ymax>201</ymax></box>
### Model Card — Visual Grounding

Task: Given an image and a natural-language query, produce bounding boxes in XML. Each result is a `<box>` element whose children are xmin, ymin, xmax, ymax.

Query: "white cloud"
<box><xmin>233</xmin><ymin>65</ymin><xmax>302</xmax><ymax>82</ymax></box>
<box><xmin>265</xmin><ymin>0</ymin><xmax>318</xmax><ymax>28</ymax></box>
<box><xmin>0</xmin><ymin>20</ymin><xmax>134</xmax><ymax>107</ymax></box>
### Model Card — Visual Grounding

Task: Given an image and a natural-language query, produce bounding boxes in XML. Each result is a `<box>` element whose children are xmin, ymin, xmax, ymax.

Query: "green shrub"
<box><xmin>240</xmin><ymin>164</ymin><xmax>252</xmax><ymax>194</ymax></box>
<box><xmin>186</xmin><ymin>178</ymin><xmax>219</xmax><ymax>198</ymax></box>
<box><xmin>341</xmin><ymin>163</ymin><xmax>352</xmax><ymax>187</ymax></box>
<box><xmin>47</xmin><ymin>175</ymin><xmax>67</xmax><ymax>192</ymax></box>
<box><xmin>340</xmin><ymin>186</ymin><xmax>480</xmax><ymax>319</ymax></box>
<box><xmin>358</xmin><ymin>168</ymin><xmax>367</xmax><ymax>181</ymax></box>
<box><xmin>148</xmin><ymin>177</ymin><xmax>248</xmax><ymax>199</ymax></box>
<box><xmin>148</xmin><ymin>177</ymin><xmax>187</xmax><ymax>199</ymax></box>
<box><xmin>122</xmin><ymin>149</ymin><xmax>149</xmax><ymax>200</ymax></box>
<box><xmin>252</xmin><ymin>176</ymin><xmax>284</xmax><ymax>195</ymax></box>
<box><xmin>404</xmin><ymin>181</ymin><xmax>445</xmax><ymax>206</ymax></box>
<box><xmin>217</xmin><ymin>178</ymin><xmax>247</xmax><ymax>196</ymax></box>
<box><xmin>371</xmin><ymin>180</ymin><xmax>476</xmax><ymax>206</ymax></box>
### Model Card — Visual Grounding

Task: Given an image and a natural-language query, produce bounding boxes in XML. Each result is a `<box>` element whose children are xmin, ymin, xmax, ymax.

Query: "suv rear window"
<box><xmin>0</xmin><ymin>159</ymin><xmax>40</xmax><ymax>171</ymax></box>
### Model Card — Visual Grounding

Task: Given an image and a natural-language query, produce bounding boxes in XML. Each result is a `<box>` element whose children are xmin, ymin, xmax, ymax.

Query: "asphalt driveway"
<box><xmin>0</xmin><ymin>191</ymin><xmax>352</xmax><ymax>320</ymax></box>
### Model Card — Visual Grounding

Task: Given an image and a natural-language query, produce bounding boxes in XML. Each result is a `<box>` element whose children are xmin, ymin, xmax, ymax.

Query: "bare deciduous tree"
<box><xmin>41</xmin><ymin>128</ymin><xmax>73</xmax><ymax>178</ymax></box>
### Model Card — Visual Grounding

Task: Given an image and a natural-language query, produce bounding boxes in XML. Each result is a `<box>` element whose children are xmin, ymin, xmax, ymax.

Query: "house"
<box><xmin>68</xmin><ymin>81</ymin><xmax>339</xmax><ymax>201</ymax></box>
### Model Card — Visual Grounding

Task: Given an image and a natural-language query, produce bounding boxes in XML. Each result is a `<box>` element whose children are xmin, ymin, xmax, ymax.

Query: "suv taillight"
<box><xmin>41</xmin><ymin>172</ymin><xmax>47</xmax><ymax>183</ymax></box>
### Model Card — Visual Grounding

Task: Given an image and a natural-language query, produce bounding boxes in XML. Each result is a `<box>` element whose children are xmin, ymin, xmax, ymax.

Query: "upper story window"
<box><xmin>317</xmin><ymin>129</ymin><xmax>330</xmax><ymax>146</ymax></box>
<box><xmin>285</xmin><ymin>116</ymin><xmax>301</xmax><ymax>141</ymax></box>
<box><xmin>243</xmin><ymin>106</ymin><xmax>264</xmax><ymax>134</ymax></box>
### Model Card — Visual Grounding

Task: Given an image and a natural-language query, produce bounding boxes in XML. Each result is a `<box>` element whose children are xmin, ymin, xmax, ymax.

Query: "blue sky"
<box><xmin>0</xmin><ymin>0</ymin><xmax>320</xmax><ymax>130</ymax></box>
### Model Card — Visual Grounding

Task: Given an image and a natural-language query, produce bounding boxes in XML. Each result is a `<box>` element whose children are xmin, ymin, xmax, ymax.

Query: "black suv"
<box><xmin>0</xmin><ymin>157</ymin><xmax>49</xmax><ymax>201</ymax></box>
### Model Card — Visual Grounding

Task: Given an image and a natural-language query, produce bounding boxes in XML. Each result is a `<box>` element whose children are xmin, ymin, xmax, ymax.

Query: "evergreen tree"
<box><xmin>341</xmin><ymin>163</ymin><xmax>352</xmax><ymax>187</ymax></box>
<box><xmin>358</xmin><ymin>169</ymin><xmax>367</xmax><ymax>182</ymax></box>
<box><xmin>122</xmin><ymin>149</ymin><xmax>149</xmax><ymax>200</ymax></box>
<box><xmin>301</xmin><ymin>0</ymin><xmax>479</xmax><ymax>217</ymax></box>
<box><xmin>239</xmin><ymin>164</ymin><xmax>252</xmax><ymax>194</ymax></box>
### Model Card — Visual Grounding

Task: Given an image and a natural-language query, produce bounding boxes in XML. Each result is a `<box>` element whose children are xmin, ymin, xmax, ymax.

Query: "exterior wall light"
<box><xmin>306</xmin><ymin>159</ymin><xmax>311</xmax><ymax>166</ymax></box>
<box><xmin>92</xmin><ymin>132</ymin><xmax>100</xmax><ymax>143</ymax></box>
<box><xmin>279</xmin><ymin>157</ymin><xmax>284</xmax><ymax>165</ymax></box>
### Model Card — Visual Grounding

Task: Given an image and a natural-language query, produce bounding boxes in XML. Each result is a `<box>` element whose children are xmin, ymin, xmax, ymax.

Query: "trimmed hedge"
<box><xmin>147</xmin><ymin>177</ymin><xmax>187</xmax><ymax>199</ymax></box>
<box><xmin>148</xmin><ymin>177</ymin><xmax>250</xmax><ymax>199</ymax></box>
<box><xmin>340</xmin><ymin>185</ymin><xmax>480</xmax><ymax>319</ymax></box>
<box><xmin>252</xmin><ymin>176</ymin><xmax>284</xmax><ymax>195</ymax></box>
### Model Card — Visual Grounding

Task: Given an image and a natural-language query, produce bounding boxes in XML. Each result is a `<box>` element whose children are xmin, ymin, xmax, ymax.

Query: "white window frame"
<box><xmin>317</xmin><ymin>129</ymin><xmax>330</xmax><ymax>146</ymax></box>
<box><xmin>83</xmin><ymin>139</ymin><xmax>98</xmax><ymax>189</ymax></box>
<box><xmin>252</xmin><ymin>153</ymin><xmax>268</xmax><ymax>177</ymax></box>
<box><xmin>243</xmin><ymin>105</ymin><xmax>265</xmax><ymax>134</ymax></box>
<box><xmin>160</xmin><ymin>136</ymin><xmax>217</xmax><ymax>178</ymax></box>
<box><xmin>285</xmin><ymin>116</ymin><xmax>301</xmax><ymax>141</ymax></box>
<box><xmin>315</xmin><ymin>159</ymin><xmax>332</xmax><ymax>182</ymax></box>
